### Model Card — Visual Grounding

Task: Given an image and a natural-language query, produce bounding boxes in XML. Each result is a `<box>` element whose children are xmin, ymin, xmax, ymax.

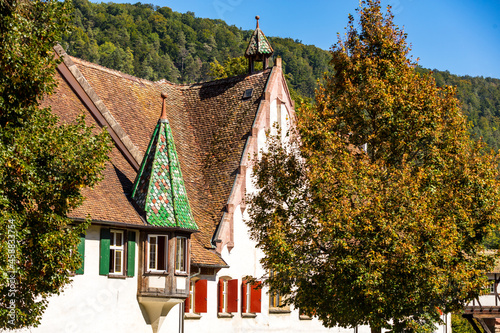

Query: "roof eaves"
<box><xmin>53</xmin><ymin>45</ymin><xmax>143</xmax><ymax>172</ymax></box>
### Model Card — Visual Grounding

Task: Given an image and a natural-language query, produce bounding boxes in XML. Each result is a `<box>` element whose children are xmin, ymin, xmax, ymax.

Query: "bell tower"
<box><xmin>245</xmin><ymin>15</ymin><xmax>274</xmax><ymax>73</ymax></box>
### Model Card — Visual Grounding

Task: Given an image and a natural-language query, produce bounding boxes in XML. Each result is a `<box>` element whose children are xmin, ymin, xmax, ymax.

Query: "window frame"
<box><xmin>241</xmin><ymin>279</ymin><xmax>261</xmax><ymax>315</ymax></box>
<box><xmin>99</xmin><ymin>228</ymin><xmax>135</xmax><ymax>277</ymax></box>
<box><xmin>147</xmin><ymin>234</ymin><xmax>168</xmax><ymax>273</ymax></box>
<box><xmin>175</xmin><ymin>236</ymin><xmax>187</xmax><ymax>274</ymax></box>
<box><xmin>185</xmin><ymin>278</ymin><xmax>208</xmax><ymax>317</ymax></box>
<box><xmin>218</xmin><ymin>277</ymin><xmax>238</xmax><ymax>316</ymax></box>
<box><xmin>268</xmin><ymin>271</ymin><xmax>290</xmax><ymax>313</ymax></box>
<box><xmin>109</xmin><ymin>230</ymin><xmax>124</xmax><ymax>275</ymax></box>
<box><xmin>489</xmin><ymin>280</ymin><xmax>497</xmax><ymax>295</ymax></box>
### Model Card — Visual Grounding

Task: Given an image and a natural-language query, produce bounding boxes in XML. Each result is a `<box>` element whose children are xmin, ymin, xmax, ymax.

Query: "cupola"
<box><xmin>245</xmin><ymin>15</ymin><xmax>274</xmax><ymax>73</ymax></box>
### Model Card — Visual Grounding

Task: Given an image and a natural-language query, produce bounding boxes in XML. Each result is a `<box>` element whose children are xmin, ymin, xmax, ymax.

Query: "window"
<box><xmin>99</xmin><ymin>228</ymin><xmax>136</xmax><ymax>277</ymax></box>
<box><xmin>489</xmin><ymin>280</ymin><xmax>497</xmax><ymax>294</ymax></box>
<box><xmin>148</xmin><ymin>235</ymin><xmax>167</xmax><ymax>272</ymax></box>
<box><xmin>269</xmin><ymin>291</ymin><xmax>285</xmax><ymax>308</ymax></box>
<box><xmin>109</xmin><ymin>230</ymin><xmax>124</xmax><ymax>274</ymax></box>
<box><xmin>218</xmin><ymin>278</ymin><xmax>238</xmax><ymax>315</ymax></box>
<box><xmin>176</xmin><ymin>237</ymin><xmax>187</xmax><ymax>273</ymax></box>
<box><xmin>242</xmin><ymin>88</ymin><xmax>253</xmax><ymax>99</ymax></box>
<box><xmin>185</xmin><ymin>279</ymin><xmax>208</xmax><ymax>316</ymax></box>
<box><xmin>268</xmin><ymin>271</ymin><xmax>290</xmax><ymax>313</ymax></box>
<box><xmin>241</xmin><ymin>279</ymin><xmax>261</xmax><ymax>315</ymax></box>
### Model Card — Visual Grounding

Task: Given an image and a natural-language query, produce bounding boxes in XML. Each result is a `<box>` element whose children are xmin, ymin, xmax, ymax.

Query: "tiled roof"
<box><xmin>245</xmin><ymin>27</ymin><xmax>273</xmax><ymax>57</ymax></box>
<box><xmin>131</xmin><ymin>104</ymin><xmax>198</xmax><ymax>230</ymax></box>
<box><xmin>47</xmin><ymin>52</ymin><xmax>270</xmax><ymax>266</ymax></box>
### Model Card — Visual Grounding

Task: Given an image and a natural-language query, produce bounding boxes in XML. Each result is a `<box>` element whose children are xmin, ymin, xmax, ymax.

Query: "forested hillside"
<box><xmin>417</xmin><ymin>68</ymin><xmax>500</xmax><ymax>151</ymax></box>
<box><xmin>62</xmin><ymin>0</ymin><xmax>500</xmax><ymax>151</ymax></box>
<box><xmin>62</xmin><ymin>0</ymin><xmax>330</xmax><ymax>99</ymax></box>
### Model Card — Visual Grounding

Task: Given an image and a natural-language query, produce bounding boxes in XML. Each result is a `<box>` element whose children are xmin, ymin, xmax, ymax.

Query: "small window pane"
<box><xmin>158</xmin><ymin>236</ymin><xmax>166</xmax><ymax>271</ymax></box>
<box><xmin>149</xmin><ymin>237</ymin><xmax>157</xmax><ymax>270</ymax></box>
<box><xmin>115</xmin><ymin>250</ymin><xmax>122</xmax><ymax>273</ymax></box>
<box><xmin>176</xmin><ymin>237</ymin><xmax>186</xmax><ymax>272</ymax></box>
<box><xmin>115</xmin><ymin>232</ymin><xmax>122</xmax><ymax>246</ymax></box>
<box><xmin>110</xmin><ymin>249</ymin><xmax>115</xmax><ymax>273</ymax></box>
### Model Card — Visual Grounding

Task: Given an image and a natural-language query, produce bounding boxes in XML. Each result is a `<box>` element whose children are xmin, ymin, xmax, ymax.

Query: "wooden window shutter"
<box><xmin>218</xmin><ymin>279</ymin><xmax>223</xmax><ymax>313</ymax></box>
<box><xmin>99</xmin><ymin>228</ymin><xmax>111</xmax><ymax>275</ymax></box>
<box><xmin>241</xmin><ymin>280</ymin><xmax>247</xmax><ymax>313</ymax></box>
<box><xmin>227</xmin><ymin>279</ymin><xmax>238</xmax><ymax>313</ymax></box>
<box><xmin>250</xmin><ymin>281</ymin><xmax>262</xmax><ymax>313</ymax></box>
<box><xmin>184</xmin><ymin>297</ymin><xmax>190</xmax><ymax>313</ymax></box>
<box><xmin>126</xmin><ymin>231</ymin><xmax>136</xmax><ymax>277</ymax></box>
<box><xmin>195</xmin><ymin>279</ymin><xmax>207</xmax><ymax>313</ymax></box>
<box><xmin>75</xmin><ymin>234</ymin><xmax>85</xmax><ymax>275</ymax></box>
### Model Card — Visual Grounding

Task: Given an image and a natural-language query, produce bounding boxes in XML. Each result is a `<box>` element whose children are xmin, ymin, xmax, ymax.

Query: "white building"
<box><xmin>13</xmin><ymin>19</ymin><xmax>451</xmax><ymax>333</ymax></box>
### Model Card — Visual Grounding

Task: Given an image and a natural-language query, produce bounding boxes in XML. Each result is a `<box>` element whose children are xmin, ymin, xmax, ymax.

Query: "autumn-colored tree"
<box><xmin>247</xmin><ymin>1</ymin><xmax>500</xmax><ymax>332</ymax></box>
<box><xmin>0</xmin><ymin>0</ymin><xmax>111</xmax><ymax>328</ymax></box>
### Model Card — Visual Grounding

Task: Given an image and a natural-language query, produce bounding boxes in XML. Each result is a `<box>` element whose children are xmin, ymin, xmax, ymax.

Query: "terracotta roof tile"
<box><xmin>47</xmin><ymin>56</ymin><xmax>269</xmax><ymax>266</ymax></box>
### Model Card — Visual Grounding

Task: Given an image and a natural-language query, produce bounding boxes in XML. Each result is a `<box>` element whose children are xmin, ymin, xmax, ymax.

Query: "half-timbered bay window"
<box><xmin>218</xmin><ymin>277</ymin><xmax>238</xmax><ymax>317</ymax></box>
<box><xmin>148</xmin><ymin>235</ymin><xmax>167</xmax><ymax>272</ymax></box>
<box><xmin>184</xmin><ymin>279</ymin><xmax>208</xmax><ymax>318</ymax></box>
<box><xmin>99</xmin><ymin>228</ymin><xmax>136</xmax><ymax>277</ymax></box>
<box><xmin>241</xmin><ymin>280</ymin><xmax>262</xmax><ymax>317</ymax></box>
<box><xmin>176</xmin><ymin>236</ymin><xmax>187</xmax><ymax>273</ymax></box>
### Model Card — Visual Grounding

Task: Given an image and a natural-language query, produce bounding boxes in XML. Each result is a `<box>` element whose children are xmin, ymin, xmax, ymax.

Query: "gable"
<box><xmin>47</xmin><ymin>47</ymin><xmax>278</xmax><ymax>266</ymax></box>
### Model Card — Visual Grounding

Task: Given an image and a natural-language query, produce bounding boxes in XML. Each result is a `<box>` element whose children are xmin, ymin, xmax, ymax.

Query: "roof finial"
<box><xmin>160</xmin><ymin>92</ymin><xmax>168</xmax><ymax>122</ymax></box>
<box><xmin>255</xmin><ymin>15</ymin><xmax>260</xmax><ymax>29</ymax></box>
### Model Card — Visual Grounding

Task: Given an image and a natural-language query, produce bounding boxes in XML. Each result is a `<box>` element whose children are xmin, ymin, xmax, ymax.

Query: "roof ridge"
<box><xmin>180</xmin><ymin>69</ymin><xmax>272</xmax><ymax>90</ymax></box>
<box><xmin>69</xmin><ymin>56</ymin><xmax>159</xmax><ymax>86</ymax></box>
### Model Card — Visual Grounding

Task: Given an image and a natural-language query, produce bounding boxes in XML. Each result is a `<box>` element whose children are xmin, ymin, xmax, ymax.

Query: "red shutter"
<box><xmin>250</xmin><ymin>281</ymin><xmax>262</xmax><ymax>313</ymax></box>
<box><xmin>241</xmin><ymin>280</ymin><xmax>247</xmax><ymax>313</ymax></box>
<box><xmin>184</xmin><ymin>297</ymin><xmax>190</xmax><ymax>313</ymax></box>
<box><xmin>227</xmin><ymin>279</ymin><xmax>238</xmax><ymax>313</ymax></box>
<box><xmin>218</xmin><ymin>279</ymin><xmax>223</xmax><ymax>313</ymax></box>
<box><xmin>195</xmin><ymin>279</ymin><xmax>207</xmax><ymax>313</ymax></box>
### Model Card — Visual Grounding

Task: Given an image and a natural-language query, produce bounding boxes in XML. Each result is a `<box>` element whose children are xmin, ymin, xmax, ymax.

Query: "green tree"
<box><xmin>208</xmin><ymin>56</ymin><xmax>250</xmax><ymax>79</ymax></box>
<box><xmin>0</xmin><ymin>0</ymin><xmax>111</xmax><ymax>328</ymax></box>
<box><xmin>247</xmin><ymin>1</ymin><xmax>500</xmax><ymax>332</ymax></box>
<box><xmin>451</xmin><ymin>313</ymin><xmax>476</xmax><ymax>333</ymax></box>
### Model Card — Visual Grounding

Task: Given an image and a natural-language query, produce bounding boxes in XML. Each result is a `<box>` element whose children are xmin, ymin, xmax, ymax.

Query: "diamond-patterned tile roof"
<box><xmin>131</xmin><ymin>110</ymin><xmax>198</xmax><ymax>230</ymax></box>
<box><xmin>245</xmin><ymin>27</ymin><xmax>273</xmax><ymax>57</ymax></box>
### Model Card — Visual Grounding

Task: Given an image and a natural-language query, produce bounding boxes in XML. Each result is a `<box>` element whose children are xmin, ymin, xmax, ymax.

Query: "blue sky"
<box><xmin>95</xmin><ymin>0</ymin><xmax>500</xmax><ymax>79</ymax></box>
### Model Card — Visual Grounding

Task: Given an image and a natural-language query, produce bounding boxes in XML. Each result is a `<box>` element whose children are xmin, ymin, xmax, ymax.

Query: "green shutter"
<box><xmin>99</xmin><ymin>228</ymin><xmax>111</xmax><ymax>275</ymax></box>
<box><xmin>127</xmin><ymin>231</ymin><xmax>136</xmax><ymax>277</ymax></box>
<box><xmin>75</xmin><ymin>234</ymin><xmax>85</xmax><ymax>275</ymax></box>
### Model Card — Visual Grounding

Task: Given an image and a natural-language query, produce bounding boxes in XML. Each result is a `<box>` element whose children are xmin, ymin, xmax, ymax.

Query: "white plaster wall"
<box><xmin>11</xmin><ymin>225</ymin><xmax>154</xmax><ymax>333</ymax></box>
<box><xmin>269</xmin><ymin>99</ymin><xmax>278</xmax><ymax>136</ymax></box>
<box><xmin>257</xmin><ymin>127</ymin><xmax>266</xmax><ymax>158</ymax></box>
